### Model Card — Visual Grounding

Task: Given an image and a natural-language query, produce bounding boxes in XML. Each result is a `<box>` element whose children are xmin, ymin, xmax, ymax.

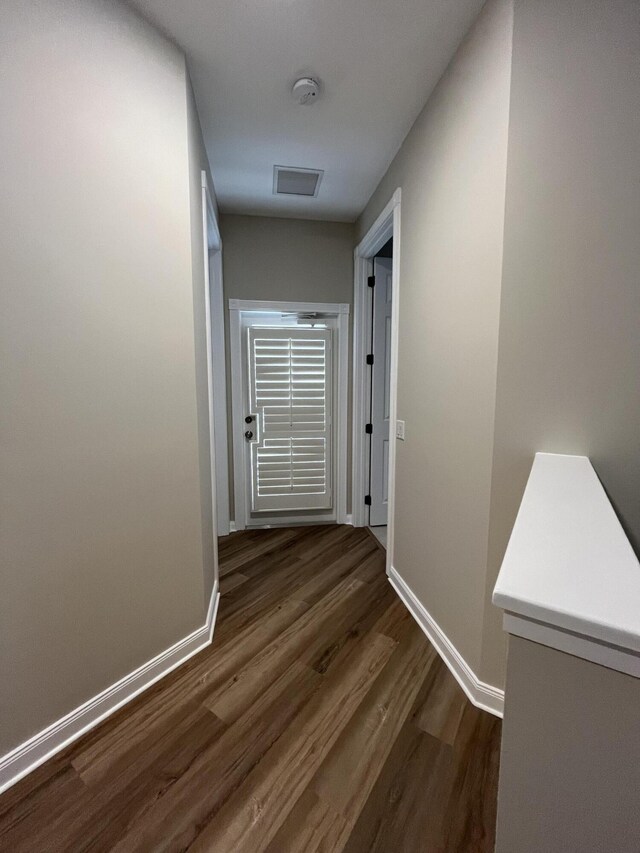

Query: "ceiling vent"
<box><xmin>273</xmin><ymin>166</ymin><xmax>324</xmax><ymax>198</ymax></box>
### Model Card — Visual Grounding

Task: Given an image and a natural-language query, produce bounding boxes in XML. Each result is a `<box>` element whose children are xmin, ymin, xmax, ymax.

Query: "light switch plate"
<box><xmin>396</xmin><ymin>419</ymin><xmax>405</xmax><ymax>440</ymax></box>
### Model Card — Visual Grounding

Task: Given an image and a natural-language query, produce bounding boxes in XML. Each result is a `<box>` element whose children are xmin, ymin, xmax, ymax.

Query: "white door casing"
<box><xmin>229</xmin><ymin>300</ymin><xmax>349</xmax><ymax>530</ymax></box>
<box><xmin>369</xmin><ymin>256</ymin><xmax>393</xmax><ymax>526</ymax></box>
<box><xmin>201</xmin><ymin>171</ymin><xmax>230</xmax><ymax>537</ymax></box>
<box><xmin>352</xmin><ymin>187</ymin><xmax>401</xmax><ymax>576</ymax></box>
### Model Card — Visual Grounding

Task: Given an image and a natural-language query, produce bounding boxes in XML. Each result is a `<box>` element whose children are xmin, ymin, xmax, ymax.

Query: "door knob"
<box><xmin>245</xmin><ymin>415</ymin><xmax>254</xmax><ymax>424</ymax></box>
<box><xmin>244</xmin><ymin>430</ymin><xmax>254</xmax><ymax>440</ymax></box>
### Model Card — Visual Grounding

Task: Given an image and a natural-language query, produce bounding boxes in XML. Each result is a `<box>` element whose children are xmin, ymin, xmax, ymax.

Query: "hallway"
<box><xmin>0</xmin><ymin>525</ymin><xmax>500</xmax><ymax>852</ymax></box>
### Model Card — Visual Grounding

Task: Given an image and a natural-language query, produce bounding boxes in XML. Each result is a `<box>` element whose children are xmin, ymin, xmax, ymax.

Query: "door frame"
<box><xmin>201</xmin><ymin>171</ymin><xmax>230</xmax><ymax>537</ymax></box>
<box><xmin>352</xmin><ymin>189</ymin><xmax>401</xmax><ymax>572</ymax></box>
<box><xmin>228</xmin><ymin>298</ymin><xmax>350</xmax><ymax>531</ymax></box>
<box><xmin>369</xmin><ymin>254</ymin><xmax>393</xmax><ymax>527</ymax></box>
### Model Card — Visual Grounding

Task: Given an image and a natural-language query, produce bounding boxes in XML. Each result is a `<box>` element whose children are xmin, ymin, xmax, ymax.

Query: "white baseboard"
<box><xmin>231</xmin><ymin>517</ymin><xmax>353</xmax><ymax>530</ymax></box>
<box><xmin>0</xmin><ymin>581</ymin><xmax>220</xmax><ymax>795</ymax></box>
<box><xmin>387</xmin><ymin>566</ymin><xmax>504</xmax><ymax>717</ymax></box>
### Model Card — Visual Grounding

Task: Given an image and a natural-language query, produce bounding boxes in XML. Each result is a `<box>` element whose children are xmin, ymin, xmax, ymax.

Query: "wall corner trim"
<box><xmin>0</xmin><ymin>582</ymin><xmax>221</xmax><ymax>795</ymax></box>
<box><xmin>387</xmin><ymin>566</ymin><xmax>504</xmax><ymax>717</ymax></box>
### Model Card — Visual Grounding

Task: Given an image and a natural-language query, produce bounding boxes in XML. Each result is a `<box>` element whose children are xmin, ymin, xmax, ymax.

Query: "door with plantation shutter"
<box><xmin>247</xmin><ymin>326</ymin><xmax>333</xmax><ymax>512</ymax></box>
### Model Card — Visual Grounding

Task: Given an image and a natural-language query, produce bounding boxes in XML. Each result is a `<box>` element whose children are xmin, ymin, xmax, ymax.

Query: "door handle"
<box><xmin>244</xmin><ymin>430</ymin><xmax>254</xmax><ymax>440</ymax></box>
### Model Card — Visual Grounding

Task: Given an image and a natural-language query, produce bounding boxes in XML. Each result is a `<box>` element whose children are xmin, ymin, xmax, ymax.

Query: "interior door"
<box><xmin>244</xmin><ymin>324</ymin><xmax>333</xmax><ymax>514</ymax></box>
<box><xmin>369</xmin><ymin>256</ymin><xmax>393</xmax><ymax>527</ymax></box>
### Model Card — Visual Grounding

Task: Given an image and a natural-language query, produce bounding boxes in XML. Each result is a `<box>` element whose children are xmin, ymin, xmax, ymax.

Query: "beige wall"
<box><xmin>0</xmin><ymin>0</ymin><xmax>212</xmax><ymax>754</ymax></box>
<box><xmin>496</xmin><ymin>637</ymin><xmax>640</xmax><ymax>853</ymax></box>
<box><xmin>356</xmin><ymin>0</ymin><xmax>513</xmax><ymax>676</ymax></box>
<box><xmin>219</xmin><ymin>214</ymin><xmax>355</xmax><ymax>516</ymax></box>
<box><xmin>220</xmin><ymin>215</ymin><xmax>354</xmax><ymax>304</ymax></box>
<box><xmin>481</xmin><ymin>0</ymin><xmax>640</xmax><ymax>688</ymax></box>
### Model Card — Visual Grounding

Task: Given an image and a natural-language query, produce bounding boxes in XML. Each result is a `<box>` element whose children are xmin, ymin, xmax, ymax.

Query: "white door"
<box><xmin>244</xmin><ymin>324</ymin><xmax>333</xmax><ymax>514</ymax></box>
<box><xmin>369</xmin><ymin>256</ymin><xmax>393</xmax><ymax>527</ymax></box>
<box><xmin>208</xmin><ymin>248</ymin><xmax>230</xmax><ymax>536</ymax></box>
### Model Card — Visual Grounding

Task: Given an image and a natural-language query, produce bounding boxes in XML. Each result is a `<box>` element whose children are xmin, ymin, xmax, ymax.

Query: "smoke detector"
<box><xmin>292</xmin><ymin>77</ymin><xmax>320</xmax><ymax>105</ymax></box>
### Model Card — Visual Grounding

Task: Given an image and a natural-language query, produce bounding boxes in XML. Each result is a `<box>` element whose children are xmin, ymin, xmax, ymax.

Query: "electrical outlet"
<box><xmin>396</xmin><ymin>419</ymin><xmax>405</xmax><ymax>440</ymax></box>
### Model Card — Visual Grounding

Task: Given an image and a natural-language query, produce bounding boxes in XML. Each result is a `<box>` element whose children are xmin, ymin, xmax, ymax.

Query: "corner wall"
<box><xmin>496</xmin><ymin>638</ymin><xmax>640</xmax><ymax>853</ymax></box>
<box><xmin>0</xmin><ymin>0</ymin><xmax>211</xmax><ymax>755</ymax></box>
<box><xmin>356</xmin><ymin>0</ymin><xmax>513</xmax><ymax>682</ymax></box>
<box><xmin>481</xmin><ymin>0</ymin><xmax>640</xmax><ymax>688</ymax></box>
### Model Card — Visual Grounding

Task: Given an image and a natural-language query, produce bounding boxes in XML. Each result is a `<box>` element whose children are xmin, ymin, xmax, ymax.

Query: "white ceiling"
<box><xmin>129</xmin><ymin>0</ymin><xmax>485</xmax><ymax>222</ymax></box>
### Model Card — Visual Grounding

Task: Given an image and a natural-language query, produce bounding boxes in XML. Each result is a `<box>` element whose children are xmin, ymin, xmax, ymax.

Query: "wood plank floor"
<box><xmin>0</xmin><ymin>525</ymin><xmax>501</xmax><ymax>852</ymax></box>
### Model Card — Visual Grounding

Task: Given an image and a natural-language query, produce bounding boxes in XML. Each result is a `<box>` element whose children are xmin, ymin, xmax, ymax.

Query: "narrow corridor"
<box><xmin>0</xmin><ymin>525</ymin><xmax>500</xmax><ymax>851</ymax></box>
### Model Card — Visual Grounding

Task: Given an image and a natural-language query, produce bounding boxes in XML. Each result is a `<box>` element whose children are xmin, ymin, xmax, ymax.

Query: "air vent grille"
<box><xmin>273</xmin><ymin>166</ymin><xmax>323</xmax><ymax>197</ymax></box>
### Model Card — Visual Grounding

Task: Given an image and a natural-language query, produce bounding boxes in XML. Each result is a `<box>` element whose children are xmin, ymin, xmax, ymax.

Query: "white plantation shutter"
<box><xmin>248</xmin><ymin>326</ymin><xmax>332</xmax><ymax>512</ymax></box>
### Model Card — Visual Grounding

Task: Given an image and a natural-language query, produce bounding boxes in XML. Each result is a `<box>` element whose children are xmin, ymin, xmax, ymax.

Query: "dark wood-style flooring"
<box><xmin>0</xmin><ymin>524</ymin><xmax>501</xmax><ymax>852</ymax></box>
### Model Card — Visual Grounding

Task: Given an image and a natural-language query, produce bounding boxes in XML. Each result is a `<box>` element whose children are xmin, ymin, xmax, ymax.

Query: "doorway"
<box><xmin>368</xmin><ymin>245</ymin><xmax>393</xmax><ymax>538</ymax></box>
<box><xmin>229</xmin><ymin>299</ymin><xmax>349</xmax><ymax>530</ymax></box>
<box><xmin>202</xmin><ymin>171</ymin><xmax>230</xmax><ymax>538</ymax></box>
<box><xmin>352</xmin><ymin>189</ymin><xmax>401</xmax><ymax>566</ymax></box>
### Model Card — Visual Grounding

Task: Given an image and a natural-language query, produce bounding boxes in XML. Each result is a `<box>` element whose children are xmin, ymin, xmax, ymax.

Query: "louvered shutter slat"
<box><xmin>248</xmin><ymin>327</ymin><xmax>332</xmax><ymax>512</ymax></box>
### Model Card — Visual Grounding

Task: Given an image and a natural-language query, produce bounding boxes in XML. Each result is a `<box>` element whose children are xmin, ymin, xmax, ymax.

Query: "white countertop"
<box><xmin>493</xmin><ymin>453</ymin><xmax>640</xmax><ymax>671</ymax></box>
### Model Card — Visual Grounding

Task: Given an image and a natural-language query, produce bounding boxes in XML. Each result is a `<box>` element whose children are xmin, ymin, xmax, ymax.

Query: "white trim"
<box><xmin>201</xmin><ymin>171</ymin><xmax>230</xmax><ymax>537</ymax></box>
<box><xmin>238</xmin><ymin>516</ymin><xmax>338</xmax><ymax>529</ymax></box>
<box><xmin>352</xmin><ymin>189</ymin><xmax>401</xmax><ymax>582</ymax></box>
<box><xmin>229</xmin><ymin>305</ymin><xmax>248</xmax><ymax>530</ymax></box>
<box><xmin>228</xmin><ymin>299</ymin><xmax>349</xmax><ymax>531</ymax></box>
<box><xmin>351</xmin><ymin>249</ymin><xmax>371</xmax><ymax>527</ymax></box>
<box><xmin>199</xmin><ymin>173</ymin><xmax>223</xmax><ymax>570</ymax></box>
<box><xmin>228</xmin><ymin>299</ymin><xmax>349</xmax><ymax>315</ymax></box>
<box><xmin>201</xmin><ymin>170</ymin><xmax>221</xmax><ymax>251</ymax></box>
<box><xmin>335</xmin><ymin>310</ymin><xmax>350</xmax><ymax>524</ymax></box>
<box><xmin>229</xmin><ymin>513</ymin><xmax>353</xmax><ymax>533</ymax></box>
<box><xmin>388</xmin><ymin>565</ymin><xmax>504</xmax><ymax>717</ymax></box>
<box><xmin>356</xmin><ymin>190</ymin><xmax>399</xmax><ymax>258</ymax></box>
<box><xmin>0</xmin><ymin>582</ymin><xmax>220</xmax><ymax>795</ymax></box>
